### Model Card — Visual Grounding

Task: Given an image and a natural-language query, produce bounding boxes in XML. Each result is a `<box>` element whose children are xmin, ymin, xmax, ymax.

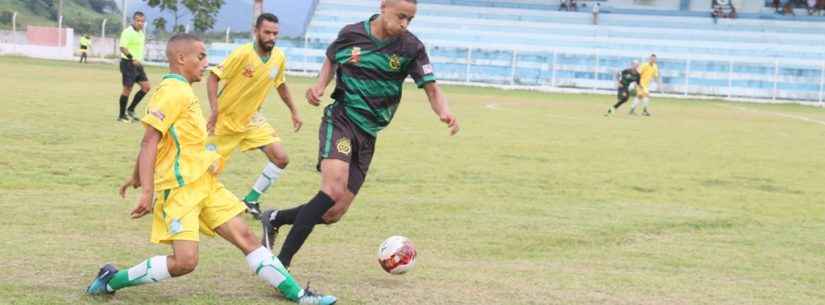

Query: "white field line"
<box><xmin>721</xmin><ymin>104</ymin><xmax>825</xmax><ymax>127</ymax></box>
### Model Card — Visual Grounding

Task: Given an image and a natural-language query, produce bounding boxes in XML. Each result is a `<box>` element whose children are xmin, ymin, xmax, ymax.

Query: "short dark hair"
<box><xmin>133</xmin><ymin>11</ymin><xmax>144</xmax><ymax>18</ymax></box>
<box><xmin>650</xmin><ymin>53</ymin><xmax>657</xmax><ymax>57</ymax></box>
<box><xmin>168</xmin><ymin>33</ymin><xmax>202</xmax><ymax>44</ymax></box>
<box><xmin>255</xmin><ymin>13</ymin><xmax>279</xmax><ymax>28</ymax></box>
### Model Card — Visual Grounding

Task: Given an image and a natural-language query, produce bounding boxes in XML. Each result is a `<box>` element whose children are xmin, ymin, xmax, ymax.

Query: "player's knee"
<box><xmin>273</xmin><ymin>155</ymin><xmax>288</xmax><ymax>169</ymax></box>
<box><xmin>141</xmin><ymin>85</ymin><xmax>151</xmax><ymax>93</ymax></box>
<box><xmin>322</xmin><ymin>185</ymin><xmax>348</xmax><ymax>202</ymax></box>
<box><xmin>170</xmin><ymin>255</ymin><xmax>198</xmax><ymax>276</ymax></box>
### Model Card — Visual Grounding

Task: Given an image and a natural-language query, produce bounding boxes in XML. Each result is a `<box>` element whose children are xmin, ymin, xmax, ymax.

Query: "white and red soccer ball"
<box><xmin>377</xmin><ymin>235</ymin><xmax>416</xmax><ymax>274</ymax></box>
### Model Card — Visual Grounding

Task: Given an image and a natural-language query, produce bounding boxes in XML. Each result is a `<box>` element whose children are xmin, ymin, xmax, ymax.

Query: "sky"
<box><xmin>117</xmin><ymin>0</ymin><xmax>315</xmax><ymax>37</ymax></box>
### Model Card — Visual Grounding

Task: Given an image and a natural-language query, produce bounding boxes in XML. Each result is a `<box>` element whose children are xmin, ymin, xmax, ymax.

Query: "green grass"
<box><xmin>1</xmin><ymin>56</ymin><xmax>825</xmax><ymax>305</ymax></box>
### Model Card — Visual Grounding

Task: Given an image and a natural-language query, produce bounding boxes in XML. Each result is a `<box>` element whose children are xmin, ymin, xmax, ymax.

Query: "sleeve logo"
<box><xmin>422</xmin><ymin>64</ymin><xmax>433</xmax><ymax>75</ymax></box>
<box><xmin>150</xmin><ymin>109</ymin><xmax>165</xmax><ymax>120</ymax></box>
<box><xmin>351</xmin><ymin>47</ymin><xmax>362</xmax><ymax>64</ymax></box>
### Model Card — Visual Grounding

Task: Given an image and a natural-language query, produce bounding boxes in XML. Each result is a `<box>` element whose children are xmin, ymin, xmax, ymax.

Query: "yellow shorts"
<box><xmin>150</xmin><ymin>173</ymin><xmax>247</xmax><ymax>244</ymax></box>
<box><xmin>207</xmin><ymin>122</ymin><xmax>281</xmax><ymax>173</ymax></box>
<box><xmin>637</xmin><ymin>84</ymin><xmax>650</xmax><ymax>97</ymax></box>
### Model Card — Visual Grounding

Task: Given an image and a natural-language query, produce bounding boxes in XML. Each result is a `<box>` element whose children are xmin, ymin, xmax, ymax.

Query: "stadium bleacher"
<box><xmin>210</xmin><ymin>0</ymin><xmax>825</xmax><ymax>101</ymax></box>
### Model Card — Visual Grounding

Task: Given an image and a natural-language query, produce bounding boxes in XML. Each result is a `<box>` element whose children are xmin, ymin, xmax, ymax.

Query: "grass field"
<box><xmin>1</xmin><ymin>56</ymin><xmax>825</xmax><ymax>305</ymax></box>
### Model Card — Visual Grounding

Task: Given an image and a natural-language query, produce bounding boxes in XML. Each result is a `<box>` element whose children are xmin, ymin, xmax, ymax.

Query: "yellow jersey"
<box><xmin>141</xmin><ymin>74</ymin><xmax>220</xmax><ymax>191</ymax></box>
<box><xmin>638</xmin><ymin>62</ymin><xmax>659</xmax><ymax>87</ymax></box>
<box><xmin>209</xmin><ymin>43</ymin><xmax>287</xmax><ymax>134</ymax></box>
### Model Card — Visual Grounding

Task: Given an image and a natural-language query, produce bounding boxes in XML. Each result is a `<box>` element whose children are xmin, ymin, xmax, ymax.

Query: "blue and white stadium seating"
<box><xmin>210</xmin><ymin>0</ymin><xmax>825</xmax><ymax>101</ymax></box>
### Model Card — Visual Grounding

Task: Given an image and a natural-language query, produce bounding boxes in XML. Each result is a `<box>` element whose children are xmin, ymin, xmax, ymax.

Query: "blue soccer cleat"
<box><xmin>86</xmin><ymin>264</ymin><xmax>118</xmax><ymax>295</ymax></box>
<box><xmin>297</xmin><ymin>287</ymin><xmax>337</xmax><ymax>305</ymax></box>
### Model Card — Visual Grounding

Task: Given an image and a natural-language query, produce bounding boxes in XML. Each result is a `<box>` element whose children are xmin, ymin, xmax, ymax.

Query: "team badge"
<box><xmin>269</xmin><ymin>67</ymin><xmax>278</xmax><ymax>80</ymax></box>
<box><xmin>351</xmin><ymin>47</ymin><xmax>361</xmax><ymax>64</ymax></box>
<box><xmin>149</xmin><ymin>109</ymin><xmax>165</xmax><ymax>120</ymax></box>
<box><xmin>336</xmin><ymin>137</ymin><xmax>352</xmax><ymax>156</ymax></box>
<box><xmin>243</xmin><ymin>65</ymin><xmax>255</xmax><ymax>78</ymax></box>
<box><xmin>388</xmin><ymin>54</ymin><xmax>401</xmax><ymax>72</ymax></box>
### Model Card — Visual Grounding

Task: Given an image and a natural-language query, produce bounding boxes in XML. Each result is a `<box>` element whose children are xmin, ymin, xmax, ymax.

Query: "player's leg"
<box><xmin>609</xmin><ymin>87</ymin><xmax>629</xmax><ymax>115</ymax></box>
<box><xmin>118</xmin><ymin>60</ymin><xmax>134</xmax><ymax>122</ymax></box>
<box><xmin>236</xmin><ymin>125</ymin><xmax>283</xmax><ymax>217</ymax></box>
<box><xmin>642</xmin><ymin>95</ymin><xmax>652</xmax><ymax>116</ymax></box>
<box><xmin>86</xmin><ymin>241</ymin><xmax>198</xmax><ymax>295</ymax></box>
<box><xmin>205</xmin><ymin>177</ymin><xmax>336</xmax><ymax>304</ymax></box>
<box><xmin>127</xmin><ymin>71</ymin><xmax>151</xmax><ymax>121</ymax></box>
<box><xmin>87</xmin><ymin>182</ymin><xmax>209</xmax><ymax>295</ymax></box>
<box><xmin>630</xmin><ymin>88</ymin><xmax>644</xmax><ymax>115</ymax></box>
<box><xmin>273</xmin><ymin>159</ymin><xmax>349</xmax><ymax>267</ymax></box>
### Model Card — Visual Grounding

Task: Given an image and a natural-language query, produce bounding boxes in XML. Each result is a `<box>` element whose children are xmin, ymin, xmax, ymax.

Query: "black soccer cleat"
<box><xmin>126</xmin><ymin>110</ymin><xmax>140</xmax><ymax>122</ymax></box>
<box><xmin>260</xmin><ymin>209</ymin><xmax>280</xmax><ymax>250</ymax></box>
<box><xmin>244</xmin><ymin>200</ymin><xmax>262</xmax><ymax>219</ymax></box>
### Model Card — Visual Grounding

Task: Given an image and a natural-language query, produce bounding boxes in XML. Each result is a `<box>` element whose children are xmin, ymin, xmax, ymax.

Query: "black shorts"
<box><xmin>80</xmin><ymin>46</ymin><xmax>88</xmax><ymax>50</ymax></box>
<box><xmin>317</xmin><ymin>102</ymin><xmax>376</xmax><ymax>195</ymax></box>
<box><xmin>119</xmin><ymin>59</ymin><xmax>148</xmax><ymax>87</ymax></box>
<box><xmin>617</xmin><ymin>86</ymin><xmax>630</xmax><ymax>103</ymax></box>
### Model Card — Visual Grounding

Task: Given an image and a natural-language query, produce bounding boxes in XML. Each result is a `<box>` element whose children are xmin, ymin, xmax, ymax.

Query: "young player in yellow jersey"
<box><xmin>85</xmin><ymin>33</ymin><xmax>336</xmax><ymax>305</ymax></box>
<box><xmin>630</xmin><ymin>54</ymin><xmax>661</xmax><ymax>116</ymax></box>
<box><xmin>206</xmin><ymin>13</ymin><xmax>301</xmax><ymax>218</ymax></box>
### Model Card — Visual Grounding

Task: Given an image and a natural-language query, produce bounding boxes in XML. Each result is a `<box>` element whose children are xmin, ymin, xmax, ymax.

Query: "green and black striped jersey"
<box><xmin>618</xmin><ymin>68</ymin><xmax>641</xmax><ymax>88</ymax></box>
<box><xmin>326</xmin><ymin>14</ymin><xmax>436</xmax><ymax>136</ymax></box>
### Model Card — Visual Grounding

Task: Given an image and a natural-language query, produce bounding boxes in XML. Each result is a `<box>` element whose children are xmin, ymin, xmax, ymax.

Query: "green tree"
<box><xmin>183</xmin><ymin>0</ymin><xmax>223</xmax><ymax>33</ymax></box>
<box><xmin>144</xmin><ymin>0</ymin><xmax>223</xmax><ymax>33</ymax></box>
<box><xmin>152</xmin><ymin>16</ymin><xmax>167</xmax><ymax>33</ymax></box>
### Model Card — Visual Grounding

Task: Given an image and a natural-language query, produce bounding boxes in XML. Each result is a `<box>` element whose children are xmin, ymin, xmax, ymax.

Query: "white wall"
<box><xmin>607</xmin><ymin>0</ymin><xmax>681</xmax><ymax>10</ymax></box>
<box><xmin>0</xmin><ymin>28</ymin><xmax>74</xmax><ymax>60</ymax></box>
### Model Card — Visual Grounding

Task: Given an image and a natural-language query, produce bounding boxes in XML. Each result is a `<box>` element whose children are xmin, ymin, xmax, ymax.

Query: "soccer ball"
<box><xmin>377</xmin><ymin>235</ymin><xmax>416</xmax><ymax>274</ymax></box>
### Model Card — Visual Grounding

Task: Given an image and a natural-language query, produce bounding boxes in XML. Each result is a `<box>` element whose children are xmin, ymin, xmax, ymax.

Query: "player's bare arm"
<box><xmin>119</xmin><ymin>154</ymin><xmax>141</xmax><ymax>198</ymax></box>
<box><xmin>306</xmin><ymin>57</ymin><xmax>337</xmax><ymax>106</ymax></box>
<box><xmin>206</xmin><ymin>72</ymin><xmax>221</xmax><ymax>134</ymax></box>
<box><xmin>130</xmin><ymin>126</ymin><xmax>161</xmax><ymax>219</ymax></box>
<box><xmin>276</xmin><ymin>83</ymin><xmax>303</xmax><ymax>132</ymax></box>
<box><xmin>423</xmin><ymin>82</ymin><xmax>459</xmax><ymax>135</ymax></box>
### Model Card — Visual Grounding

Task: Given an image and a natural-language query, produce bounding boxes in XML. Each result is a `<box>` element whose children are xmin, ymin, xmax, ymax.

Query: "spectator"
<box><xmin>711</xmin><ymin>3</ymin><xmax>722</xmax><ymax>23</ymax></box>
<box><xmin>570</xmin><ymin>0</ymin><xmax>578</xmax><ymax>11</ymax></box>
<box><xmin>592</xmin><ymin>2</ymin><xmax>600</xmax><ymax>25</ymax></box>
<box><xmin>772</xmin><ymin>0</ymin><xmax>781</xmax><ymax>12</ymax></box>
<box><xmin>559</xmin><ymin>0</ymin><xmax>568</xmax><ymax>11</ymax></box>
<box><xmin>808</xmin><ymin>0</ymin><xmax>818</xmax><ymax>14</ymax></box>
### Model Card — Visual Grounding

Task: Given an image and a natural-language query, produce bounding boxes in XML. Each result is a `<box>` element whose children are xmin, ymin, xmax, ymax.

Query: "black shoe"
<box><xmin>117</xmin><ymin>116</ymin><xmax>130</xmax><ymax>123</ymax></box>
<box><xmin>642</xmin><ymin>111</ymin><xmax>652</xmax><ymax>116</ymax></box>
<box><xmin>244</xmin><ymin>200</ymin><xmax>262</xmax><ymax>219</ymax></box>
<box><xmin>86</xmin><ymin>264</ymin><xmax>118</xmax><ymax>295</ymax></box>
<box><xmin>126</xmin><ymin>110</ymin><xmax>140</xmax><ymax>122</ymax></box>
<box><xmin>260</xmin><ymin>209</ymin><xmax>280</xmax><ymax>250</ymax></box>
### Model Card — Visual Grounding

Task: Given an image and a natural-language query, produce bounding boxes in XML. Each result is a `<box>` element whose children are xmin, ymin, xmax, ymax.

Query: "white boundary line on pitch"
<box><xmin>720</xmin><ymin>104</ymin><xmax>825</xmax><ymax>127</ymax></box>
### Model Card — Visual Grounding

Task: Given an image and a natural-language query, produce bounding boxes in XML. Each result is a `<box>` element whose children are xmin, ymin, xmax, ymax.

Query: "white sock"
<box><xmin>642</xmin><ymin>97</ymin><xmax>650</xmax><ymax>110</ymax></box>
<box><xmin>245</xmin><ymin>247</ymin><xmax>304</xmax><ymax>301</ymax></box>
<box><xmin>106</xmin><ymin>255</ymin><xmax>171</xmax><ymax>292</ymax></box>
<box><xmin>630</xmin><ymin>97</ymin><xmax>640</xmax><ymax>110</ymax></box>
<box><xmin>253</xmin><ymin>162</ymin><xmax>283</xmax><ymax>194</ymax></box>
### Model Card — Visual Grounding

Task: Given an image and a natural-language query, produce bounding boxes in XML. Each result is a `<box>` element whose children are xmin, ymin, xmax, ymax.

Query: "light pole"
<box><xmin>101</xmin><ymin>18</ymin><xmax>108</xmax><ymax>59</ymax></box>
<box><xmin>11</xmin><ymin>11</ymin><xmax>16</xmax><ymax>43</ymax></box>
<box><xmin>58</xmin><ymin>0</ymin><xmax>64</xmax><ymax>46</ymax></box>
<box><xmin>122</xmin><ymin>0</ymin><xmax>128</xmax><ymax>32</ymax></box>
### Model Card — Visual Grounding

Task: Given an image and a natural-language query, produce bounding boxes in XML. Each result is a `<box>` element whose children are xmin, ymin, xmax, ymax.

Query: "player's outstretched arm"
<box><xmin>306</xmin><ymin>57</ymin><xmax>337</xmax><ymax>106</ymax></box>
<box><xmin>206</xmin><ymin>72</ymin><xmax>221</xmax><ymax>134</ymax></box>
<box><xmin>276</xmin><ymin>84</ymin><xmax>302</xmax><ymax>132</ymax></box>
<box><xmin>423</xmin><ymin>82</ymin><xmax>459</xmax><ymax>136</ymax></box>
<box><xmin>131</xmin><ymin>127</ymin><xmax>161</xmax><ymax>219</ymax></box>
<box><xmin>119</xmin><ymin>153</ymin><xmax>141</xmax><ymax>198</ymax></box>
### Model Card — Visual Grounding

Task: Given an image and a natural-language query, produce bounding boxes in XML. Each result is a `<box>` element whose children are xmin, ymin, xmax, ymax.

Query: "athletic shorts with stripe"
<box><xmin>317</xmin><ymin>102</ymin><xmax>375</xmax><ymax>195</ymax></box>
